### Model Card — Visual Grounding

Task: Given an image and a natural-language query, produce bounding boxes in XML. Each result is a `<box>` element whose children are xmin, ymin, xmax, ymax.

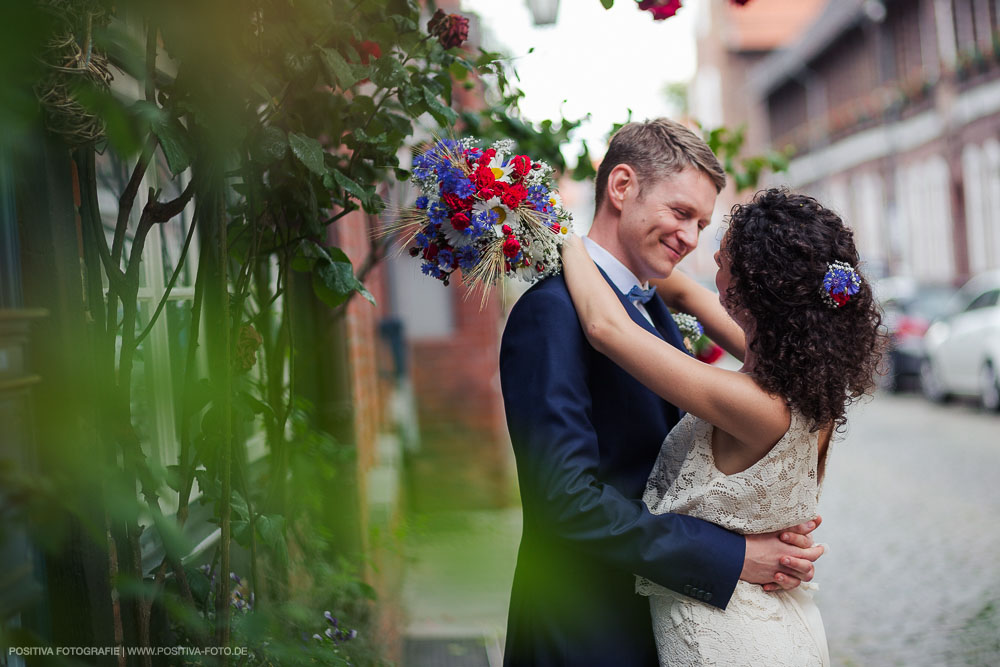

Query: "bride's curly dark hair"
<box><xmin>722</xmin><ymin>188</ymin><xmax>885</xmax><ymax>431</ymax></box>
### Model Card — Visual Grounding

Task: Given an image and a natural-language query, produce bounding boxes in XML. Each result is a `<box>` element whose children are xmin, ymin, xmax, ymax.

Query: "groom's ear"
<box><xmin>606</xmin><ymin>164</ymin><xmax>636</xmax><ymax>213</ymax></box>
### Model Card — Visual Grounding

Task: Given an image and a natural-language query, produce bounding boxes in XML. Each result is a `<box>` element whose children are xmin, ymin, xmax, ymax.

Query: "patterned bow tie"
<box><xmin>627</xmin><ymin>284</ymin><xmax>657</xmax><ymax>305</ymax></box>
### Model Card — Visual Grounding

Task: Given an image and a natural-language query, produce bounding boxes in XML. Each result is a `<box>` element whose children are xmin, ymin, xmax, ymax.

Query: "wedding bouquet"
<box><xmin>387</xmin><ymin>138</ymin><xmax>574</xmax><ymax>301</ymax></box>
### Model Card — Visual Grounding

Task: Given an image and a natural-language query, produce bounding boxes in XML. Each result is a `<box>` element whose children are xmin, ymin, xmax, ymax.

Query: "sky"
<box><xmin>459</xmin><ymin>0</ymin><xmax>702</xmax><ymax>165</ymax></box>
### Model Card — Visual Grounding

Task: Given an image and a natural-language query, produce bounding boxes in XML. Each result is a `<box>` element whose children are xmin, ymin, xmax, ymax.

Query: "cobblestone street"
<box><xmin>403</xmin><ymin>392</ymin><xmax>1000</xmax><ymax>666</ymax></box>
<box><xmin>816</xmin><ymin>393</ymin><xmax>1000</xmax><ymax>666</ymax></box>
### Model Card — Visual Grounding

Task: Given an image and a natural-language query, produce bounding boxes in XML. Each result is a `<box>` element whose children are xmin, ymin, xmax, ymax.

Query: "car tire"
<box><xmin>980</xmin><ymin>362</ymin><xmax>1000</xmax><ymax>412</ymax></box>
<box><xmin>920</xmin><ymin>357</ymin><xmax>950</xmax><ymax>403</ymax></box>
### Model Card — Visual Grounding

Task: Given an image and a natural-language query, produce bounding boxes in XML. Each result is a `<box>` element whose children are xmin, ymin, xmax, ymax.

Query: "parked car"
<box><xmin>876</xmin><ymin>278</ymin><xmax>958</xmax><ymax>392</ymax></box>
<box><xmin>920</xmin><ymin>270</ymin><xmax>1000</xmax><ymax>410</ymax></box>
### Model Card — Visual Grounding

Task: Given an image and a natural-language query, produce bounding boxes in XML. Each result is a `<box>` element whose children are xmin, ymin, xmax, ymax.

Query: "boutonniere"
<box><xmin>671</xmin><ymin>312</ymin><xmax>704</xmax><ymax>355</ymax></box>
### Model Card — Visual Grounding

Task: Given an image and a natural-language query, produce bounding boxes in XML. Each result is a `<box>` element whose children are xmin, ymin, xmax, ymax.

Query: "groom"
<box><xmin>499</xmin><ymin>118</ymin><xmax>824</xmax><ymax>666</ymax></box>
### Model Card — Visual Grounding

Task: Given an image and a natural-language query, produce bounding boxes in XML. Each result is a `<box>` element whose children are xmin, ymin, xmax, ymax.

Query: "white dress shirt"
<box><xmin>582</xmin><ymin>236</ymin><xmax>655</xmax><ymax>326</ymax></box>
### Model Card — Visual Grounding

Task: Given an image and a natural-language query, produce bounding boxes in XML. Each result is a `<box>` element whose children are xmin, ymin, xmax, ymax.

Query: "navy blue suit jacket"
<box><xmin>499</xmin><ymin>272</ymin><xmax>745</xmax><ymax>666</ymax></box>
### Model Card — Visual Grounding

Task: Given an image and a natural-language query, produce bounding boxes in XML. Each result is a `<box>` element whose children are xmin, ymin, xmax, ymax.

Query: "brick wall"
<box><xmin>408</xmin><ymin>283</ymin><xmax>509</xmax><ymax>509</ymax></box>
<box><xmin>328</xmin><ymin>208</ymin><xmax>404</xmax><ymax>662</ymax></box>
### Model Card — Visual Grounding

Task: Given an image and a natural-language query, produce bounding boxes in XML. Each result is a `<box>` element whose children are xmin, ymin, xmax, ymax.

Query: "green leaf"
<box><xmin>250</xmin><ymin>81</ymin><xmax>272</xmax><ymax>104</ymax></box>
<box><xmin>313</xmin><ymin>259</ymin><xmax>375</xmax><ymax>308</ymax></box>
<box><xmin>351</xmin><ymin>94</ymin><xmax>376</xmax><ymax>117</ymax></box>
<box><xmin>372</xmin><ymin>57</ymin><xmax>409</xmax><ymax>89</ymax></box>
<box><xmin>238</xmin><ymin>390</ymin><xmax>276</xmax><ymax>420</ymax></box>
<box><xmin>256</xmin><ymin>514</ymin><xmax>288</xmax><ymax>566</ymax></box>
<box><xmin>354</xmin><ymin>580</ymin><xmax>378</xmax><ymax>601</ymax></box>
<box><xmin>314</xmin><ymin>247</ymin><xmax>376</xmax><ymax>307</ymax></box>
<box><xmin>193</xmin><ymin>467</ymin><xmax>219</xmax><ymax>499</ymax></box>
<box><xmin>449</xmin><ymin>61</ymin><xmax>470</xmax><ymax>81</ymax></box>
<box><xmin>231</xmin><ymin>492</ymin><xmax>250</xmax><ymax>522</ymax></box>
<box><xmin>291</xmin><ymin>241</ymin><xmax>374</xmax><ymax>306</ymax></box>
<box><xmin>233</xmin><ymin>519</ymin><xmax>250</xmax><ymax>544</ymax></box>
<box><xmin>423</xmin><ymin>88</ymin><xmax>458</xmax><ymax>125</ymax></box>
<box><xmin>288</xmin><ymin>132</ymin><xmax>327</xmax><ymax>176</ymax></box>
<box><xmin>151</xmin><ymin>511</ymin><xmax>194</xmax><ymax>560</ymax></box>
<box><xmin>400</xmin><ymin>84</ymin><xmax>424</xmax><ymax>108</ymax></box>
<box><xmin>332</xmin><ymin>169</ymin><xmax>368</xmax><ymax>203</ymax></box>
<box><xmin>256</xmin><ymin>126</ymin><xmax>288</xmax><ymax>163</ymax></box>
<box><xmin>152</xmin><ymin>117</ymin><xmax>193</xmax><ymax>175</ymax></box>
<box><xmin>389</xmin><ymin>15</ymin><xmax>418</xmax><ymax>32</ymax></box>
<box><xmin>318</xmin><ymin>47</ymin><xmax>365</xmax><ymax>89</ymax></box>
<box><xmin>600</xmin><ymin>0</ymin><xmax>615</xmax><ymax>8</ymax></box>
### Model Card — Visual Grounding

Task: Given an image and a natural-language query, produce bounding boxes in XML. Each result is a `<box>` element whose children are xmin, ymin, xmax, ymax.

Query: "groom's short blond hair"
<box><xmin>595</xmin><ymin>118</ymin><xmax>726</xmax><ymax>211</ymax></box>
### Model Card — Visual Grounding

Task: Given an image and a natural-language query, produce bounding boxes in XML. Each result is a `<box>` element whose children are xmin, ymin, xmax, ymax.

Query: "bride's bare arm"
<box><xmin>560</xmin><ymin>234</ymin><xmax>788</xmax><ymax>453</ymax></box>
<box><xmin>651</xmin><ymin>271</ymin><xmax>745</xmax><ymax>362</ymax></box>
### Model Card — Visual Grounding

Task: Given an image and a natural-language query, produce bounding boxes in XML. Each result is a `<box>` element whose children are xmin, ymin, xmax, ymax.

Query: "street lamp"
<box><xmin>526</xmin><ymin>0</ymin><xmax>560</xmax><ymax>26</ymax></box>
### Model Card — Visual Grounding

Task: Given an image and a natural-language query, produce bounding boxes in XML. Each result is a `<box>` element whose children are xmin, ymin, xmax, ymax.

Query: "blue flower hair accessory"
<box><xmin>821</xmin><ymin>261</ymin><xmax>861</xmax><ymax>308</ymax></box>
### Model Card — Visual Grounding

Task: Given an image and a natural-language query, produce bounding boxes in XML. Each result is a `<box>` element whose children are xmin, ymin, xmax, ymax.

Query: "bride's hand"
<box><xmin>742</xmin><ymin>516</ymin><xmax>826</xmax><ymax>591</ymax></box>
<box><xmin>559</xmin><ymin>233</ymin><xmax>585</xmax><ymax>260</ymax></box>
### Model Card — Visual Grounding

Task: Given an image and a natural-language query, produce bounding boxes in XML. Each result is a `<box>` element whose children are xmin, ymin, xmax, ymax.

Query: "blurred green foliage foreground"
<box><xmin>0</xmin><ymin>1</ymin><xmax>787</xmax><ymax>663</ymax></box>
<box><xmin>0</xmin><ymin>1</ymin><xmax>590</xmax><ymax>664</ymax></box>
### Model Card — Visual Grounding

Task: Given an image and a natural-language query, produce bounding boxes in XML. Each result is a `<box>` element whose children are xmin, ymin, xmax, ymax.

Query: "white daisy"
<box><xmin>548</xmin><ymin>190</ymin><xmax>564</xmax><ymax>211</ymax></box>
<box><xmin>472</xmin><ymin>196</ymin><xmax>517</xmax><ymax>236</ymax></box>
<box><xmin>483</xmin><ymin>153</ymin><xmax>515</xmax><ymax>184</ymax></box>
<box><xmin>441</xmin><ymin>217</ymin><xmax>476</xmax><ymax>248</ymax></box>
<box><xmin>509</xmin><ymin>255</ymin><xmax>538</xmax><ymax>282</ymax></box>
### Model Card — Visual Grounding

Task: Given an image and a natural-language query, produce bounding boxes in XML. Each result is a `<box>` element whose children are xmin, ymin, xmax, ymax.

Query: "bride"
<box><xmin>560</xmin><ymin>187</ymin><xmax>883</xmax><ymax>665</ymax></box>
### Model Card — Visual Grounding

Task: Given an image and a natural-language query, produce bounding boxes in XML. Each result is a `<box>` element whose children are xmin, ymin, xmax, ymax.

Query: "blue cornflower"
<box><xmin>823</xmin><ymin>264</ymin><xmax>860</xmax><ymax>296</ymax></box>
<box><xmin>476</xmin><ymin>208</ymin><xmax>499</xmax><ymax>229</ymax></box>
<box><xmin>415</xmin><ymin>195</ymin><xmax>429</xmax><ymax>210</ymax></box>
<box><xmin>414</xmin><ymin>231</ymin><xmax>432</xmax><ymax>248</ymax></box>
<box><xmin>439</xmin><ymin>163</ymin><xmax>474</xmax><ymax>198</ymax></box>
<box><xmin>821</xmin><ymin>261</ymin><xmax>861</xmax><ymax>307</ymax></box>
<box><xmin>464</xmin><ymin>212</ymin><xmax>485</xmax><ymax>239</ymax></box>
<box><xmin>437</xmin><ymin>248</ymin><xmax>454</xmax><ymax>268</ymax></box>
<box><xmin>527</xmin><ymin>184</ymin><xmax>552</xmax><ymax>213</ymax></box>
<box><xmin>421</xmin><ymin>261</ymin><xmax>444</xmax><ymax>279</ymax></box>
<box><xmin>434</xmin><ymin>138</ymin><xmax>460</xmax><ymax>154</ymax></box>
<box><xmin>428</xmin><ymin>201</ymin><xmax>449</xmax><ymax>225</ymax></box>
<box><xmin>412</xmin><ymin>166</ymin><xmax>435</xmax><ymax>182</ymax></box>
<box><xmin>412</xmin><ymin>153</ymin><xmax>431</xmax><ymax>170</ymax></box>
<box><xmin>457</xmin><ymin>245</ymin><xmax>480</xmax><ymax>270</ymax></box>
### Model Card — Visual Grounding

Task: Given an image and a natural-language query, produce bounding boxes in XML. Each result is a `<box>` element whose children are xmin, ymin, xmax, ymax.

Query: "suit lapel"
<box><xmin>596</xmin><ymin>267</ymin><xmax>665</xmax><ymax>341</ymax></box>
<box><xmin>593</xmin><ymin>267</ymin><xmax>687</xmax><ymax>418</ymax></box>
<box><xmin>644</xmin><ymin>293</ymin><xmax>691</xmax><ymax>356</ymax></box>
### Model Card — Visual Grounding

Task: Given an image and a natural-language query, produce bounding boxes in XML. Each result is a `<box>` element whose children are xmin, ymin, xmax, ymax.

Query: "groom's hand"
<box><xmin>740</xmin><ymin>516</ymin><xmax>825</xmax><ymax>592</ymax></box>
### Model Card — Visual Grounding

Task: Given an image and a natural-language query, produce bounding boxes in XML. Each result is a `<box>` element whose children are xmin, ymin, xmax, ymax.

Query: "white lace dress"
<box><xmin>636</xmin><ymin>411</ymin><xmax>831</xmax><ymax>666</ymax></box>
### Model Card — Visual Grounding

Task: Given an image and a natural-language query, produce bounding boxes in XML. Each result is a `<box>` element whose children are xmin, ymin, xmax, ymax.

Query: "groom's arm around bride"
<box><xmin>498</xmin><ymin>118</ymin><xmax>822</xmax><ymax>667</ymax></box>
<box><xmin>500</xmin><ymin>274</ymin><xmax>746</xmax><ymax>666</ymax></box>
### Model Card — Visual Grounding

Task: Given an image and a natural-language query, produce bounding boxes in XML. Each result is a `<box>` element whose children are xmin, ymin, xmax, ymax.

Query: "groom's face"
<box><xmin>616</xmin><ymin>166</ymin><xmax>717</xmax><ymax>282</ymax></box>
